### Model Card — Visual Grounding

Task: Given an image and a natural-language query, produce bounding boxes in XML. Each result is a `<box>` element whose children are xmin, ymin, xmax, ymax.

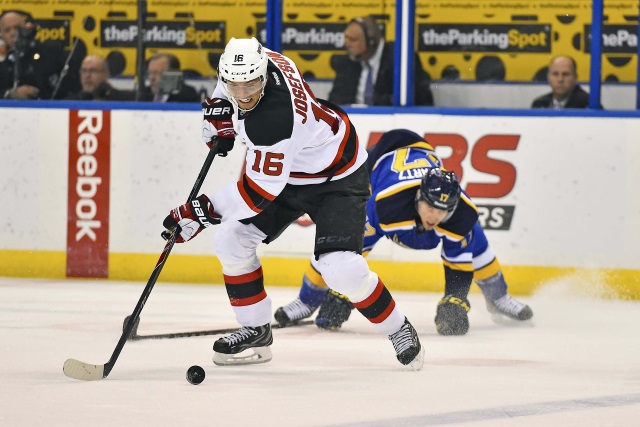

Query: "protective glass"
<box><xmin>223</xmin><ymin>78</ymin><xmax>264</xmax><ymax>99</ymax></box>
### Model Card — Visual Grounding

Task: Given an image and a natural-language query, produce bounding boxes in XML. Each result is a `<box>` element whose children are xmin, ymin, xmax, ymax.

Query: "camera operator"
<box><xmin>0</xmin><ymin>10</ymin><xmax>80</xmax><ymax>100</ymax></box>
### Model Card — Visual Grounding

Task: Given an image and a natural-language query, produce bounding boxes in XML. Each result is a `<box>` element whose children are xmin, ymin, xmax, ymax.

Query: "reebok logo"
<box><xmin>74</xmin><ymin>111</ymin><xmax>104</xmax><ymax>242</ymax></box>
<box><xmin>67</xmin><ymin>109</ymin><xmax>111</xmax><ymax>277</ymax></box>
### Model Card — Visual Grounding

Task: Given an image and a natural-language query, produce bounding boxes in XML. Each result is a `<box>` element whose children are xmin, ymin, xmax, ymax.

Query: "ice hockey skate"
<box><xmin>212</xmin><ymin>324</ymin><xmax>273</xmax><ymax>366</ymax></box>
<box><xmin>274</xmin><ymin>297</ymin><xmax>318</xmax><ymax>326</ymax></box>
<box><xmin>486</xmin><ymin>294</ymin><xmax>533</xmax><ymax>323</ymax></box>
<box><xmin>388</xmin><ymin>318</ymin><xmax>424</xmax><ymax>370</ymax></box>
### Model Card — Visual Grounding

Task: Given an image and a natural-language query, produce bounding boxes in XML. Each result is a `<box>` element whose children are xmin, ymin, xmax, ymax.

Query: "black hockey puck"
<box><xmin>186</xmin><ymin>365</ymin><xmax>205</xmax><ymax>385</ymax></box>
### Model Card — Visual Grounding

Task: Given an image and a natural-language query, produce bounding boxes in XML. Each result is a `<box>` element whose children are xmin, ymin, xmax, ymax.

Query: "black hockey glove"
<box><xmin>315</xmin><ymin>289</ymin><xmax>354</xmax><ymax>331</ymax></box>
<box><xmin>435</xmin><ymin>295</ymin><xmax>470</xmax><ymax>336</ymax></box>
<box><xmin>202</xmin><ymin>97</ymin><xmax>235</xmax><ymax>156</ymax></box>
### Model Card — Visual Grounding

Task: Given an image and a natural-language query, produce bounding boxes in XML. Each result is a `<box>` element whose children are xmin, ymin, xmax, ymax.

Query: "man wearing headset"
<box><xmin>329</xmin><ymin>15</ymin><xmax>434</xmax><ymax>106</ymax></box>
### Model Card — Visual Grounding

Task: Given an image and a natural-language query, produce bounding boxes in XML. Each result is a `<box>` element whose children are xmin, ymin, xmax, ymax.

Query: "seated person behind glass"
<box><xmin>531</xmin><ymin>55</ymin><xmax>593</xmax><ymax>109</ymax></box>
<box><xmin>328</xmin><ymin>16</ymin><xmax>433</xmax><ymax>106</ymax></box>
<box><xmin>0</xmin><ymin>10</ymin><xmax>80</xmax><ymax>100</ymax></box>
<box><xmin>66</xmin><ymin>55</ymin><xmax>133</xmax><ymax>101</ymax></box>
<box><xmin>140</xmin><ymin>53</ymin><xmax>200</xmax><ymax>103</ymax></box>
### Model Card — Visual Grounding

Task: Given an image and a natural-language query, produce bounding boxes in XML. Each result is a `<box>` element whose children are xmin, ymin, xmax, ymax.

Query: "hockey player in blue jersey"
<box><xmin>274</xmin><ymin>129</ymin><xmax>533</xmax><ymax>335</ymax></box>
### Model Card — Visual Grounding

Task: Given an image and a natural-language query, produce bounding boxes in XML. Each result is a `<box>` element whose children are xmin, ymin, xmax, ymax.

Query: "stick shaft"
<box><xmin>102</xmin><ymin>143</ymin><xmax>220</xmax><ymax>377</ymax></box>
<box><xmin>129</xmin><ymin>320</ymin><xmax>315</xmax><ymax>341</ymax></box>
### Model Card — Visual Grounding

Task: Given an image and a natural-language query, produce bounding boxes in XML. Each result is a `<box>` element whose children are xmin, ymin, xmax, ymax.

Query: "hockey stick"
<box><xmin>63</xmin><ymin>140</ymin><xmax>221</xmax><ymax>381</ymax></box>
<box><xmin>129</xmin><ymin>320</ymin><xmax>315</xmax><ymax>341</ymax></box>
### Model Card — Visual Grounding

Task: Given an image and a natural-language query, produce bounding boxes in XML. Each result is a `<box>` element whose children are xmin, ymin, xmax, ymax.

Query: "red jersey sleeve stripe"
<box><xmin>289</xmin><ymin>111</ymin><xmax>358</xmax><ymax>179</ymax></box>
<box><xmin>324</xmin><ymin>110</ymin><xmax>351</xmax><ymax>170</ymax></box>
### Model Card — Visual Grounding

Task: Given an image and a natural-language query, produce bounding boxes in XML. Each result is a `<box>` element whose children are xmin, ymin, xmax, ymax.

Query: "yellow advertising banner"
<box><xmin>1</xmin><ymin>0</ymin><xmax>637</xmax><ymax>81</ymax></box>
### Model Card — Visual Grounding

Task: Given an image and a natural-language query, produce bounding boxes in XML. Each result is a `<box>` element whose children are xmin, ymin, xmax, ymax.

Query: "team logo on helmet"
<box><xmin>417</xmin><ymin>167</ymin><xmax>461</xmax><ymax>212</ymax></box>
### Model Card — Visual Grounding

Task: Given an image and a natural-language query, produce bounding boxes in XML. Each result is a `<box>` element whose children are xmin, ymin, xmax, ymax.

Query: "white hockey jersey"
<box><xmin>207</xmin><ymin>49</ymin><xmax>367</xmax><ymax>221</ymax></box>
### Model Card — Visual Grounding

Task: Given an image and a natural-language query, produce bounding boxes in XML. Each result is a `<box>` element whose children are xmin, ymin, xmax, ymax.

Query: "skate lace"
<box><xmin>283</xmin><ymin>298</ymin><xmax>313</xmax><ymax>321</ymax></box>
<box><xmin>389</xmin><ymin>323</ymin><xmax>414</xmax><ymax>355</ymax></box>
<box><xmin>493</xmin><ymin>295</ymin><xmax>526</xmax><ymax>316</ymax></box>
<box><xmin>223</xmin><ymin>327</ymin><xmax>258</xmax><ymax>345</ymax></box>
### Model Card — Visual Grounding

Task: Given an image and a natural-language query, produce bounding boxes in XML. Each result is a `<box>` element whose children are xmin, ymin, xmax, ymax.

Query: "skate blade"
<box><xmin>405</xmin><ymin>345</ymin><xmax>425</xmax><ymax>371</ymax></box>
<box><xmin>212</xmin><ymin>346</ymin><xmax>273</xmax><ymax>366</ymax></box>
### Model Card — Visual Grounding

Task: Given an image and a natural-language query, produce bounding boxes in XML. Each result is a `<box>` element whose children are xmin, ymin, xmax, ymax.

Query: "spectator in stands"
<box><xmin>0</xmin><ymin>10</ymin><xmax>80</xmax><ymax>100</ymax></box>
<box><xmin>140</xmin><ymin>53</ymin><xmax>200</xmax><ymax>103</ymax></box>
<box><xmin>328</xmin><ymin>16</ymin><xmax>433</xmax><ymax>106</ymax></box>
<box><xmin>531</xmin><ymin>55</ymin><xmax>590</xmax><ymax>109</ymax></box>
<box><xmin>67</xmin><ymin>55</ymin><xmax>133</xmax><ymax>101</ymax></box>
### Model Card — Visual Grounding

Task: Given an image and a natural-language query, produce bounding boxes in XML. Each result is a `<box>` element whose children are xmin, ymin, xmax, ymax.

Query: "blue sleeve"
<box><xmin>440</xmin><ymin>232</ymin><xmax>474</xmax><ymax>274</ymax></box>
<box><xmin>363</xmin><ymin>198</ymin><xmax>384</xmax><ymax>253</ymax></box>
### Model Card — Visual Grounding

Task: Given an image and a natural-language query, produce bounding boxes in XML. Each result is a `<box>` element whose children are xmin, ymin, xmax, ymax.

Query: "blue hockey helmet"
<box><xmin>416</xmin><ymin>167</ymin><xmax>461</xmax><ymax>212</ymax></box>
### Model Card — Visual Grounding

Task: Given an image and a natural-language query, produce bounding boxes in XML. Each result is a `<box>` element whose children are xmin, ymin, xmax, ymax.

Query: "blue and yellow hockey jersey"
<box><xmin>363</xmin><ymin>130</ymin><xmax>480</xmax><ymax>288</ymax></box>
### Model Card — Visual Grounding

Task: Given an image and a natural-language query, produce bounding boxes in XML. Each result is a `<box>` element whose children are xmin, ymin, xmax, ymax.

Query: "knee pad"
<box><xmin>435</xmin><ymin>295</ymin><xmax>471</xmax><ymax>336</ymax></box>
<box><xmin>316</xmin><ymin>251</ymin><xmax>373</xmax><ymax>302</ymax></box>
<box><xmin>213</xmin><ymin>221</ymin><xmax>265</xmax><ymax>271</ymax></box>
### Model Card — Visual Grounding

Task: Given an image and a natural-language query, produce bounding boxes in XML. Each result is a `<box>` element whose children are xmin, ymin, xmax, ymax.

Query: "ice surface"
<box><xmin>1</xmin><ymin>277</ymin><xmax>639</xmax><ymax>426</ymax></box>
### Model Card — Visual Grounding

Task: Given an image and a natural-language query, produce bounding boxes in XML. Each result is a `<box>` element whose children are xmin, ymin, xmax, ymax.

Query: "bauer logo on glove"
<box><xmin>202</xmin><ymin>98</ymin><xmax>235</xmax><ymax>156</ymax></box>
<box><xmin>162</xmin><ymin>194</ymin><xmax>221</xmax><ymax>243</ymax></box>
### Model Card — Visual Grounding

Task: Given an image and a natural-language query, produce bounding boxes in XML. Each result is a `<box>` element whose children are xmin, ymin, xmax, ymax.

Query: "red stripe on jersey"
<box><xmin>236</xmin><ymin>179</ymin><xmax>263</xmax><ymax>213</ymax></box>
<box><xmin>289</xmin><ymin>110</ymin><xmax>357</xmax><ymax>179</ymax></box>
<box><xmin>331</xmin><ymin>111</ymin><xmax>359</xmax><ymax>176</ymax></box>
<box><xmin>302</xmin><ymin>78</ymin><xmax>318</xmax><ymax>102</ymax></box>
<box><xmin>353</xmin><ymin>279</ymin><xmax>384</xmax><ymax>310</ymax></box>
<box><xmin>245</xmin><ymin>174</ymin><xmax>276</xmax><ymax>201</ymax></box>
<box><xmin>224</xmin><ymin>266</ymin><xmax>264</xmax><ymax>284</ymax></box>
<box><xmin>368</xmin><ymin>299</ymin><xmax>396</xmax><ymax>324</ymax></box>
<box><xmin>229</xmin><ymin>290</ymin><xmax>268</xmax><ymax>307</ymax></box>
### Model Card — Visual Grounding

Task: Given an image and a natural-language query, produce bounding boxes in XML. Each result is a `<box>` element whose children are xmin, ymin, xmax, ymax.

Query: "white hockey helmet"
<box><xmin>218</xmin><ymin>37</ymin><xmax>268</xmax><ymax>83</ymax></box>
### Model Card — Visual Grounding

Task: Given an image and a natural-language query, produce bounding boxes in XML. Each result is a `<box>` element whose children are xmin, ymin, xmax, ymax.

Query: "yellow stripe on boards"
<box><xmin>1</xmin><ymin>250</ymin><xmax>639</xmax><ymax>299</ymax></box>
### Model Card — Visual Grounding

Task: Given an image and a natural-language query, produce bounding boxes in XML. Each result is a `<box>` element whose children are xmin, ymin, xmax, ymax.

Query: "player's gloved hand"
<box><xmin>202</xmin><ymin>97</ymin><xmax>235</xmax><ymax>157</ymax></box>
<box><xmin>435</xmin><ymin>295</ymin><xmax>470</xmax><ymax>336</ymax></box>
<box><xmin>161</xmin><ymin>194</ymin><xmax>221</xmax><ymax>243</ymax></box>
<box><xmin>315</xmin><ymin>289</ymin><xmax>354</xmax><ymax>331</ymax></box>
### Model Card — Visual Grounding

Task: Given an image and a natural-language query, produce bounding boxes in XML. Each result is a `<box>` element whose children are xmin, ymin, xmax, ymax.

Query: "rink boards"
<box><xmin>1</xmin><ymin>103</ymin><xmax>639</xmax><ymax>298</ymax></box>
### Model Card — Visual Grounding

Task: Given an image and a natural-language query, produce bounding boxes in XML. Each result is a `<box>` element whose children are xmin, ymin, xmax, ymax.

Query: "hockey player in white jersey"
<box><xmin>161</xmin><ymin>38</ymin><xmax>424</xmax><ymax>369</ymax></box>
<box><xmin>275</xmin><ymin>129</ymin><xmax>533</xmax><ymax>335</ymax></box>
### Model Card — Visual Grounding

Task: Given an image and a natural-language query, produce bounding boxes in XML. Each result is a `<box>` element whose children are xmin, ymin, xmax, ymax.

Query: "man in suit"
<box><xmin>66</xmin><ymin>55</ymin><xmax>133</xmax><ymax>101</ymax></box>
<box><xmin>0</xmin><ymin>10</ymin><xmax>80</xmax><ymax>100</ymax></box>
<box><xmin>531</xmin><ymin>55</ymin><xmax>591</xmax><ymax>109</ymax></box>
<box><xmin>328</xmin><ymin>16</ymin><xmax>433</xmax><ymax>106</ymax></box>
<box><xmin>141</xmin><ymin>53</ymin><xmax>200</xmax><ymax>103</ymax></box>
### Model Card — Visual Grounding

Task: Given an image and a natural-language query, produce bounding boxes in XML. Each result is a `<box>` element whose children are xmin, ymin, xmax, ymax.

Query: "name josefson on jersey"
<box><xmin>267</xmin><ymin>51</ymin><xmax>308</xmax><ymax>123</ymax></box>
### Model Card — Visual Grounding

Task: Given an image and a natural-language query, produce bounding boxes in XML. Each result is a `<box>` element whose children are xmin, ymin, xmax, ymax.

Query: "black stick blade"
<box><xmin>63</xmin><ymin>359</ymin><xmax>105</xmax><ymax>381</ymax></box>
